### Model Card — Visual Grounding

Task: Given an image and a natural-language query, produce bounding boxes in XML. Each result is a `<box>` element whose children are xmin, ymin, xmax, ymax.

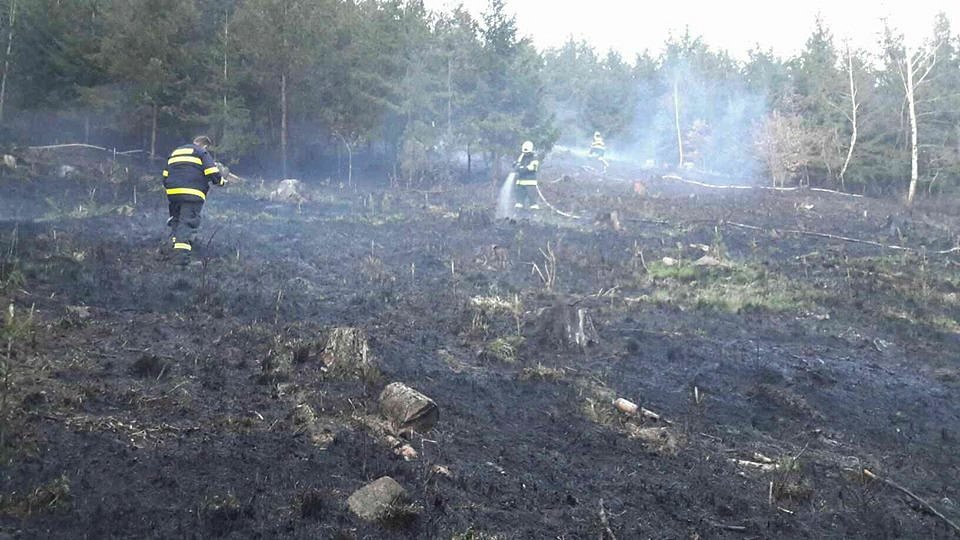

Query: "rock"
<box><xmin>379</xmin><ymin>382</ymin><xmax>439</xmax><ymax>433</ymax></box>
<box><xmin>269</xmin><ymin>178</ymin><xmax>305</xmax><ymax>202</ymax></box>
<box><xmin>2</xmin><ymin>154</ymin><xmax>16</xmax><ymax>169</ymax></box>
<box><xmin>347</xmin><ymin>476</ymin><xmax>410</xmax><ymax>522</ymax></box>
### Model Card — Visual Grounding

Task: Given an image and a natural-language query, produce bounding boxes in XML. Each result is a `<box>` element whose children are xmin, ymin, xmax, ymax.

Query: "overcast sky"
<box><xmin>423</xmin><ymin>0</ymin><xmax>959</xmax><ymax>59</ymax></box>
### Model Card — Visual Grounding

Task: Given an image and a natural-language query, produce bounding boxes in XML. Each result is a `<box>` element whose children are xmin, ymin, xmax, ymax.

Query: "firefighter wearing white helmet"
<box><xmin>588</xmin><ymin>131</ymin><xmax>609</xmax><ymax>173</ymax></box>
<box><xmin>589</xmin><ymin>132</ymin><xmax>605</xmax><ymax>158</ymax></box>
<box><xmin>514</xmin><ymin>140</ymin><xmax>540</xmax><ymax>210</ymax></box>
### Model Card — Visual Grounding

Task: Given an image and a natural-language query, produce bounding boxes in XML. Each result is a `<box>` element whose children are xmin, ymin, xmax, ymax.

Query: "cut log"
<box><xmin>613</xmin><ymin>398</ymin><xmax>638</xmax><ymax>414</ymax></box>
<box><xmin>379</xmin><ymin>382</ymin><xmax>439</xmax><ymax>433</ymax></box>
<box><xmin>346</xmin><ymin>477</ymin><xmax>411</xmax><ymax>522</ymax></box>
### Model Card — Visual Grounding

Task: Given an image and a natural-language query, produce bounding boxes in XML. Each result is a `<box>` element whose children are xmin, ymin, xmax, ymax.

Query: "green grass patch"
<box><xmin>480</xmin><ymin>335</ymin><xmax>524</xmax><ymax>364</ymax></box>
<box><xmin>643</xmin><ymin>260</ymin><xmax>816</xmax><ymax>314</ymax></box>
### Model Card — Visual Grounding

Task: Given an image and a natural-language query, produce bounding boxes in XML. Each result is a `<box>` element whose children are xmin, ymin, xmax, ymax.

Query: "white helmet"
<box><xmin>594</xmin><ymin>131</ymin><xmax>601</xmax><ymax>138</ymax></box>
<box><xmin>521</xmin><ymin>140</ymin><xmax>534</xmax><ymax>153</ymax></box>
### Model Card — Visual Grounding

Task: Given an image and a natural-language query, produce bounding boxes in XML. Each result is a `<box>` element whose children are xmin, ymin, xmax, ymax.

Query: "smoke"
<box><xmin>623</xmin><ymin>60</ymin><xmax>768</xmax><ymax>182</ymax></box>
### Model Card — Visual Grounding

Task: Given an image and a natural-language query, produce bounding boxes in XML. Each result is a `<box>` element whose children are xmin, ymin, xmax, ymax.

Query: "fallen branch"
<box><xmin>613</xmin><ymin>398</ymin><xmax>672</xmax><ymax>424</ymax></box>
<box><xmin>863</xmin><ymin>468</ymin><xmax>960</xmax><ymax>536</ymax></box>
<box><xmin>731</xmin><ymin>458</ymin><xmax>777</xmax><ymax>472</ymax></box>
<box><xmin>707</xmin><ymin>519</ymin><xmax>748</xmax><ymax>532</ymax></box>
<box><xmin>599</xmin><ymin>498</ymin><xmax>617</xmax><ymax>540</ymax></box>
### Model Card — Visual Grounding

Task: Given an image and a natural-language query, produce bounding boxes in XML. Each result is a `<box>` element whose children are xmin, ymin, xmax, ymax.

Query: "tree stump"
<box><xmin>594</xmin><ymin>210</ymin><xmax>621</xmax><ymax>231</ymax></box>
<box><xmin>457</xmin><ymin>207</ymin><xmax>492</xmax><ymax>229</ymax></box>
<box><xmin>321</xmin><ymin>326</ymin><xmax>377</xmax><ymax>378</ymax></box>
<box><xmin>379</xmin><ymin>382</ymin><xmax>439</xmax><ymax>433</ymax></box>
<box><xmin>532</xmin><ymin>301</ymin><xmax>600</xmax><ymax>351</ymax></box>
<box><xmin>269</xmin><ymin>178</ymin><xmax>306</xmax><ymax>202</ymax></box>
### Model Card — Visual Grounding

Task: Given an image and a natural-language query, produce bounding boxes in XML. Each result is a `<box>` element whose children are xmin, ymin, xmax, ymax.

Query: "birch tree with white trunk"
<box><xmin>885</xmin><ymin>26</ymin><xmax>939</xmax><ymax>204</ymax></box>
<box><xmin>836</xmin><ymin>43</ymin><xmax>860</xmax><ymax>190</ymax></box>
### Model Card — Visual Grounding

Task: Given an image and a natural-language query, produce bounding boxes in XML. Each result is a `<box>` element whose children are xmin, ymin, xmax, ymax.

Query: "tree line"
<box><xmin>0</xmin><ymin>0</ymin><xmax>957</xmax><ymax>201</ymax></box>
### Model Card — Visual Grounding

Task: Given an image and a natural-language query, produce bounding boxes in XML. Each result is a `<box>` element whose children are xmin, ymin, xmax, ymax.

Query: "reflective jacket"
<box><xmin>514</xmin><ymin>152</ymin><xmax>539</xmax><ymax>186</ymax></box>
<box><xmin>591</xmin><ymin>135</ymin><xmax>605</xmax><ymax>151</ymax></box>
<box><xmin>162</xmin><ymin>144</ymin><xmax>223</xmax><ymax>202</ymax></box>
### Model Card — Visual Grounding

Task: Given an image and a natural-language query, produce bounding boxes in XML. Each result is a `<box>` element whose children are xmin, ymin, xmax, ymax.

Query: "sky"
<box><xmin>422</xmin><ymin>0</ymin><xmax>960</xmax><ymax>60</ymax></box>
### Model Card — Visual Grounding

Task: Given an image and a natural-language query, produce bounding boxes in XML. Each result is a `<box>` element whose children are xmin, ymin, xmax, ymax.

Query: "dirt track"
<box><xmin>1</xmin><ymin>151</ymin><xmax>959</xmax><ymax>538</ymax></box>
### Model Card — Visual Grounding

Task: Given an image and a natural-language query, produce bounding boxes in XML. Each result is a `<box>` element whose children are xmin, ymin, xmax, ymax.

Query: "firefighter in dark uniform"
<box><xmin>513</xmin><ymin>140</ymin><xmax>540</xmax><ymax>210</ymax></box>
<box><xmin>162</xmin><ymin>135</ymin><xmax>224</xmax><ymax>265</ymax></box>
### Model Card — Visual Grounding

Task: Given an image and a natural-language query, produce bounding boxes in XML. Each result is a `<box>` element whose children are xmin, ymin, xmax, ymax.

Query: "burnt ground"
<box><xmin>0</xmin><ymin>148</ymin><xmax>959</xmax><ymax>539</ymax></box>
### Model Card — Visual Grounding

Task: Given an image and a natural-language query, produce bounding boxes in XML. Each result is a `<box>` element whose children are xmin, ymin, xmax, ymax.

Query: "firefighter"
<box><xmin>162</xmin><ymin>135</ymin><xmax>225</xmax><ymax>265</ymax></box>
<box><xmin>588</xmin><ymin>131</ymin><xmax>609</xmax><ymax>172</ymax></box>
<box><xmin>513</xmin><ymin>140</ymin><xmax>540</xmax><ymax>210</ymax></box>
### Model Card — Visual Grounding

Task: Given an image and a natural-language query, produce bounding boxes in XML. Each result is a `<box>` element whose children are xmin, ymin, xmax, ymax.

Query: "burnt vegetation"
<box><xmin>1</xmin><ymin>1</ymin><xmax>960</xmax><ymax>539</ymax></box>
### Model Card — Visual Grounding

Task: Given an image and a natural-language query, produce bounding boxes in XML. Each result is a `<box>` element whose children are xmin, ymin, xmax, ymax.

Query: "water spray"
<box><xmin>495</xmin><ymin>172</ymin><xmax>516</xmax><ymax>220</ymax></box>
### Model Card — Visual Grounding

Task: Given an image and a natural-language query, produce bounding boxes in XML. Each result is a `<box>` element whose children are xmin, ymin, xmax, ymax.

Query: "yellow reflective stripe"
<box><xmin>165</xmin><ymin>188</ymin><xmax>206</xmax><ymax>200</ymax></box>
<box><xmin>516</xmin><ymin>179</ymin><xmax>538</xmax><ymax>186</ymax></box>
<box><xmin>203</xmin><ymin>166</ymin><xmax>219</xmax><ymax>176</ymax></box>
<box><xmin>168</xmin><ymin>156</ymin><xmax>203</xmax><ymax>166</ymax></box>
<box><xmin>173</xmin><ymin>242</ymin><xmax>192</xmax><ymax>251</ymax></box>
<box><xmin>162</xmin><ymin>170</ymin><xmax>169</xmax><ymax>177</ymax></box>
<box><xmin>171</xmin><ymin>148</ymin><xmax>195</xmax><ymax>156</ymax></box>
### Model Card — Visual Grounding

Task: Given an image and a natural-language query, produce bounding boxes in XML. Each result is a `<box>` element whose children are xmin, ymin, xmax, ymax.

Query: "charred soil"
<box><xmin>0</xmin><ymin>150</ymin><xmax>959</xmax><ymax>539</ymax></box>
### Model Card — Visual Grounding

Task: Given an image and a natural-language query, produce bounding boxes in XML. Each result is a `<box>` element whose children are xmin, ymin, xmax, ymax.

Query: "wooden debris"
<box><xmin>321</xmin><ymin>326</ymin><xmax>377</xmax><ymax>377</ymax></box>
<box><xmin>693</xmin><ymin>255</ymin><xmax>723</xmax><ymax>267</ymax></box>
<box><xmin>628</xmin><ymin>426</ymin><xmax>682</xmax><ymax>454</ymax></box>
<box><xmin>594</xmin><ymin>210</ymin><xmax>622</xmax><ymax>231</ymax></box>
<box><xmin>346</xmin><ymin>476</ymin><xmax>413</xmax><ymax>522</ymax></box>
<box><xmin>531</xmin><ymin>301</ymin><xmax>600</xmax><ymax>351</ymax></box>
<box><xmin>613</xmin><ymin>398</ymin><xmax>638</xmax><ymax>415</ymax></box>
<box><xmin>269</xmin><ymin>178</ymin><xmax>306</xmax><ymax>202</ymax></box>
<box><xmin>640</xmin><ymin>407</ymin><xmax>662</xmax><ymax>421</ymax></box>
<box><xmin>731</xmin><ymin>458</ymin><xmax>777</xmax><ymax>472</ymax></box>
<box><xmin>430</xmin><ymin>465</ymin><xmax>453</xmax><ymax>478</ymax></box>
<box><xmin>385</xmin><ymin>435</ymin><xmax>419</xmax><ymax>461</ymax></box>
<box><xmin>753</xmin><ymin>452</ymin><xmax>775</xmax><ymax>464</ymax></box>
<box><xmin>379</xmin><ymin>382</ymin><xmax>439</xmax><ymax>434</ymax></box>
<box><xmin>863</xmin><ymin>468</ymin><xmax>960</xmax><ymax>536</ymax></box>
<box><xmin>599</xmin><ymin>498</ymin><xmax>618</xmax><ymax>540</ymax></box>
<box><xmin>457</xmin><ymin>207</ymin><xmax>492</xmax><ymax>229</ymax></box>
